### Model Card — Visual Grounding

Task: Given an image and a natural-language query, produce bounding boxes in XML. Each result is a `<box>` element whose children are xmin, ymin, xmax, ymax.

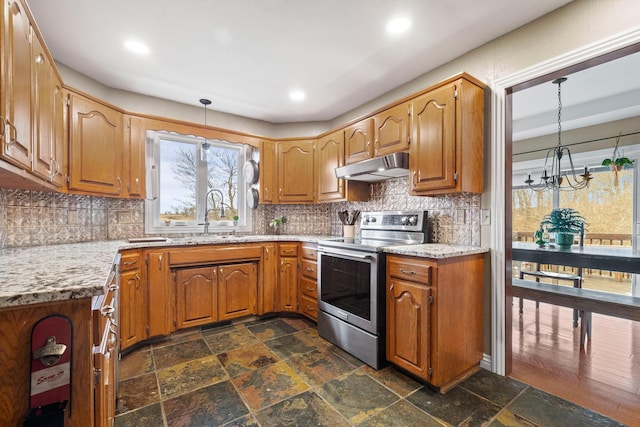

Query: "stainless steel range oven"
<box><xmin>317</xmin><ymin>210</ymin><xmax>427</xmax><ymax>369</ymax></box>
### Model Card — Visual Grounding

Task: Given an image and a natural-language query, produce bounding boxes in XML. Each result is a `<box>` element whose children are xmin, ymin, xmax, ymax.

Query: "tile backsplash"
<box><xmin>0</xmin><ymin>177</ymin><xmax>480</xmax><ymax>249</ymax></box>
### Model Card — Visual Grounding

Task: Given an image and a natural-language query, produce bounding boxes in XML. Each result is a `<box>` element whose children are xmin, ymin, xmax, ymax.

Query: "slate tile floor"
<box><xmin>115</xmin><ymin>316</ymin><xmax>625</xmax><ymax>427</ymax></box>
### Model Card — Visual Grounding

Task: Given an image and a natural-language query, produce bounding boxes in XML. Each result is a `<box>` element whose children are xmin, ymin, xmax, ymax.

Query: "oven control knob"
<box><xmin>370</xmin><ymin>217</ymin><xmax>377</xmax><ymax>223</ymax></box>
<box><xmin>363</xmin><ymin>216</ymin><xmax>370</xmax><ymax>224</ymax></box>
<box><xmin>401</xmin><ymin>216</ymin><xmax>408</xmax><ymax>225</ymax></box>
<box><xmin>408</xmin><ymin>216</ymin><xmax>417</xmax><ymax>224</ymax></box>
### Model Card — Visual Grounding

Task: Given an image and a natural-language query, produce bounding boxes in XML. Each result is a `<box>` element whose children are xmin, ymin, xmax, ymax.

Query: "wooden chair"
<box><xmin>518</xmin><ymin>227</ymin><xmax>584</xmax><ymax>328</ymax></box>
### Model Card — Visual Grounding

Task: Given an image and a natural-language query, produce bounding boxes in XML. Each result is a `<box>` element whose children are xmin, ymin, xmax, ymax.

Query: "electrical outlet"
<box><xmin>481</xmin><ymin>209</ymin><xmax>491</xmax><ymax>226</ymax></box>
<box><xmin>455</xmin><ymin>209</ymin><xmax>466</xmax><ymax>224</ymax></box>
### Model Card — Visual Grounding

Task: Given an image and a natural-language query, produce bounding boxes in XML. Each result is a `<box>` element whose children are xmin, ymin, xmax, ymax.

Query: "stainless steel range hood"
<box><xmin>334</xmin><ymin>152</ymin><xmax>409</xmax><ymax>182</ymax></box>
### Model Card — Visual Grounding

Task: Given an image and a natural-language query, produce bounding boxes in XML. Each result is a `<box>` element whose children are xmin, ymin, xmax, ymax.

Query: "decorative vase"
<box><xmin>556</xmin><ymin>232</ymin><xmax>574</xmax><ymax>248</ymax></box>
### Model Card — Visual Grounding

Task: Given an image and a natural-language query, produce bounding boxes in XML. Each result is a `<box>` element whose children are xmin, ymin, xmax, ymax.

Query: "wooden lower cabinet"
<box><xmin>387</xmin><ymin>277</ymin><xmax>431</xmax><ymax>378</ymax></box>
<box><xmin>174</xmin><ymin>262</ymin><xmax>258</xmax><ymax>328</ymax></box>
<box><xmin>386</xmin><ymin>253</ymin><xmax>484</xmax><ymax>392</ymax></box>
<box><xmin>218</xmin><ymin>263</ymin><xmax>257</xmax><ymax>321</ymax></box>
<box><xmin>119</xmin><ymin>250</ymin><xmax>144</xmax><ymax>350</ymax></box>
<box><xmin>261</xmin><ymin>243</ymin><xmax>278</xmax><ymax>314</ymax></box>
<box><xmin>277</xmin><ymin>243</ymin><xmax>299</xmax><ymax>311</ymax></box>
<box><xmin>0</xmin><ymin>298</ymin><xmax>94</xmax><ymax>427</ymax></box>
<box><xmin>175</xmin><ymin>266</ymin><xmax>219</xmax><ymax>329</ymax></box>
<box><xmin>299</xmin><ymin>243</ymin><xmax>318</xmax><ymax>320</ymax></box>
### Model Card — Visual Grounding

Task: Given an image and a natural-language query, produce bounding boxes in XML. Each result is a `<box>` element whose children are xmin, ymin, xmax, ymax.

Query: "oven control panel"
<box><xmin>361</xmin><ymin>211</ymin><xmax>427</xmax><ymax>231</ymax></box>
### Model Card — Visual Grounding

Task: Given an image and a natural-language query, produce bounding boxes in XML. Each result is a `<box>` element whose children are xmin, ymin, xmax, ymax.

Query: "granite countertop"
<box><xmin>0</xmin><ymin>235</ymin><xmax>487</xmax><ymax>309</ymax></box>
<box><xmin>383</xmin><ymin>243</ymin><xmax>489</xmax><ymax>259</ymax></box>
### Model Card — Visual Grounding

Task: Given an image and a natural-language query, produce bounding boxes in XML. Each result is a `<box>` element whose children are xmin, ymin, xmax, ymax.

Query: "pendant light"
<box><xmin>200</xmin><ymin>98</ymin><xmax>211</xmax><ymax>161</ymax></box>
<box><xmin>524</xmin><ymin>77</ymin><xmax>593</xmax><ymax>192</ymax></box>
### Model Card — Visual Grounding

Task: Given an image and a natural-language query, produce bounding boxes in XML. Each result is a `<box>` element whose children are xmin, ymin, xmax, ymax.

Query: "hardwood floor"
<box><xmin>511</xmin><ymin>299</ymin><xmax>640</xmax><ymax>426</ymax></box>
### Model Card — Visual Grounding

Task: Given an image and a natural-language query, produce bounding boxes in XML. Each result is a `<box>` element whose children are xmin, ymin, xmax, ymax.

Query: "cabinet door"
<box><xmin>1</xmin><ymin>0</ymin><xmax>32</xmax><ymax>169</ymax></box>
<box><xmin>277</xmin><ymin>139</ymin><xmax>315</xmax><ymax>203</ymax></box>
<box><xmin>218</xmin><ymin>263</ymin><xmax>257</xmax><ymax>321</ymax></box>
<box><xmin>119</xmin><ymin>269</ymin><xmax>145</xmax><ymax>350</ymax></box>
<box><xmin>260</xmin><ymin>140</ymin><xmax>277</xmax><ymax>203</ymax></box>
<box><xmin>317</xmin><ymin>130</ymin><xmax>347</xmax><ymax>202</ymax></box>
<box><xmin>409</xmin><ymin>83</ymin><xmax>456</xmax><ymax>193</ymax></box>
<box><xmin>31</xmin><ymin>33</ymin><xmax>57</xmax><ymax>183</ymax></box>
<box><xmin>146</xmin><ymin>250</ymin><xmax>172</xmax><ymax>337</ymax></box>
<box><xmin>278</xmin><ymin>256</ymin><xmax>298</xmax><ymax>311</ymax></box>
<box><xmin>123</xmin><ymin>115</ymin><xmax>145</xmax><ymax>198</ymax></box>
<box><xmin>68</xmin><ymin>93</ymin><xmax>124</xmax><ymax>195</ymax></box>
<box><xmin>374</xmin><ymin>103</ymin><xmax>410</xmax><ymax>157</ymax></box>
<box><xmin>261</xmin><ymin>244</ymin><xmax>278</xmax><ymax>314</ymax></box>
<box><xmin>344</xmin><ymin>118</ymin><xmax>373</xmax><ymax>164</ymax></box>
<box><xmin>175</xmin><ymin>266</ymin><xmax>218</xmax><ymax>329</ymax></box>
<box><xmin>386</xmin><ymin>278</ymin><xmax>431</xmax><ymax>378</ymax></box>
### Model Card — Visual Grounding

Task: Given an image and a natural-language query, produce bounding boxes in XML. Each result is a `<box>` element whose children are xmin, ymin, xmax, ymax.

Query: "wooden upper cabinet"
<box><xmin>277</xmin><ymin>139</ymin><xmax>315</xmax><ymax>203</ymax></box>
<box><xmin>344</xmin><ymin>118</ymin><xmax>374</xmax><ymax>164</ymax></box>
<box><xmin>373</xmin><ymin>102</ymin><xmax>410</xmax><ymax>157</ymax></box>
<box><xmin>1</xmin><ymin>0</ymin><xmax>32</xmax><ymax>169</ymax></box>
<box><xmin>124</xmin><ymin>115</ymin><xmax>146</xmax><ymax>198</ymax></box>
<box><xmin>32</xmin><ymin>32</ymin><xmax>65</xmax><ymax>187</ymax></box>
<box><xmin>68</xmin><ymin>92</ymin><xmax>124</xmax><ymax>196</ymax></box>
<box><xmin>317</xmin><ymin>130</ymin><xmax>344</xmax><ymax>202</ymax></box>
<box><xmin>260</xmin><ymin>140</ymin><xmax>277</xmax><ymax>203</ymax></box>
<box><xmin>409</xmin><ymin>78</ymin><xmax>484</xmax><ymax>196</ymax></box>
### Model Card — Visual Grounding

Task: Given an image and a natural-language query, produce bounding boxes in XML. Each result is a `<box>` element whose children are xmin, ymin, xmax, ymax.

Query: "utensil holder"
<box><xmin>343</xmin><ymin>225</ymin><xmax>355</xmax><ymax>238</ymax></box>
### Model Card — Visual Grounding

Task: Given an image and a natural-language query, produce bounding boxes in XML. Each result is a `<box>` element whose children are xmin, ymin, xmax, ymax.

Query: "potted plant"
<box><xmin>601</xmin><ymin>156</ymin><xmax>634</xmax><ymax>171</ymax></box>
<box><xmin>269</xmin><ymin>216</ymin><xmax>287</xmax><ymax>235</ymax></box>
<box><xmin>232</xmin><ymin>215</ymin><xmax>239</xmax><ymax>226</ymax></box>
<box><xmin>539</xmin><ymin>208</ymin><xmax>586</xmax><ymax>248</ymax></box>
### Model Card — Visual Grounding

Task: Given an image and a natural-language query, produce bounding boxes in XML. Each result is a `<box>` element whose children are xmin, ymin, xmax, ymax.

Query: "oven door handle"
<box><xmin>319</xmin><ymin>249</ymin><xmax>375</xmax><ymax>261</ymax></box>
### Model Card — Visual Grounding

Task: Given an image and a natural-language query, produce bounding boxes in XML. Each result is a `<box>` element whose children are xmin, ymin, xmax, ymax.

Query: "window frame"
<box><xmin>144</xmin><ymin>130</ymin><xmax>252</xmax><ymax>235</ymax></box>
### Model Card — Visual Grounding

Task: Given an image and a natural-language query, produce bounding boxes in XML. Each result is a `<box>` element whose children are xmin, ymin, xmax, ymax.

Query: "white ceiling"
<box><xmin>27</xmin><ymin>0</ymin><xmax>571</xmax><ymax>123</ymax></box>
<box><xmin>512</xmin><ymin>51</ymin><xmax>640</xmax><ymax>141</ymax></box>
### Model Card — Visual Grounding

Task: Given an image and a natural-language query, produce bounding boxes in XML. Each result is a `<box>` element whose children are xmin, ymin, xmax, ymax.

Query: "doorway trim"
<box><xmin>489</xmin><ymin>26</ymin><xmax>640</xmax><ymax>376</ymax></box>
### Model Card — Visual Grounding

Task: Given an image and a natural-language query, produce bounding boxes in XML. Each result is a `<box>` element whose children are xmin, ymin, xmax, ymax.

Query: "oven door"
<box><xmin>317</xmin><ymin>246</ymin><xmax>383</xmax><ymax>335</ymax></box>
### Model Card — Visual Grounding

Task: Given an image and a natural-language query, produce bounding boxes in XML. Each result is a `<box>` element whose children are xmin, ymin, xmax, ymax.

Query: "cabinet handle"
<box><xmin>6</xmin><ymin>121</ymin><xmax>17</xmax><ymax>147</ymax></box>
<box><xmin>101</xmin><ymin>305</ymin><xmax>115</xmax><ymax>317</ymax></box>
<box><xmin>399</xmin><ymin>269</ymin><xmax>416</xmax><ymax>276</ymax></box>
<box><xmin>307</xmin><ymin>307</ymin><xmax>315</xmax><ymax>311</ymax></box>
<box><xmin>123</xmin><ymin>260</ymin><xmax>137</xmax><ymax>266</ymax></box>
<box><xmin>0</xmin><ymin>117</ymin><xmax>5</xmax><ymax>138</ymax></box>
<box><xmin>412</xmin><ymin>171</ymin><xmax>417</xmax><ymax>185</ymax></box>
<box><xmin>306</xmin><ymin>267</ymin><xmax>314</xmax><ymax>272</ymax></box>
<box><xmin>108</xmin><ymin>283</ymin><xmax>119</xmax><ymax>292</ymax></box>
<box><xmin>158</xmin><ymin>254</ymin><xmax>163</xmax><ymax>269</ymax></box>
<box><xmin>135</xmin><ymin>274</ymin><xmax>141</xmax><ymax>289</ymax></box>
<box><xmin>116</xmin><ymin>177</ymin><xmax>122</xmax><ymax>191</ymax></box>
<box><xmin>306</xmin><ymin>287</ymin><xmax>314</xmax><ymax>292</ymax></box>
<box><xmin>135</xmin><ymin>178</ymin><xmax>140</xmax><ymax>193</ymax></box>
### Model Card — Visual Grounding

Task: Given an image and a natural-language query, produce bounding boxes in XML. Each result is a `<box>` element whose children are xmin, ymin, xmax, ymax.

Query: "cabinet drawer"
<box><xmin>301</xmin><ymin>245</ymin><xmax>317</xmax><ymax>260</ymax></box>
<box><xmin>388</xmin><ymin>256</ymin><xmax>434</xmax><ymax>284</ymax></box>
<box><xmin>120</xmin><ymin>250</ymin><xmax>141</xmax><ymax>271</ymax></box>
<box><xmin>300</xmin><ymin>294</ymin><xmax>318</xmax><ymax>320</ymax></box>
<box><xmin>300</xmin><ymin>259</ymin><xmax>317</xmax><ymax>280</ymax></box>
<box><xmin>279</xmin><ymin>243</ymin><xmax>298</xmax><ymax>257</ymax></box>
<box><xmin>168</xmin><ymin>245</ymin><xmax>262</xmax><ymax>266</ymax></box>
<box><xmin>300</xmin><ymin>277</ymin><xmax>318</xmax><ymax>298</ymax></box>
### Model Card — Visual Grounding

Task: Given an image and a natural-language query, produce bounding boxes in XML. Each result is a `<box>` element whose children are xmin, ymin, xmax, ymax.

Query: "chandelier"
<box><xmin>524</xmin><ymin>77</ymin><xmax>592</xmax><ymax>192</ymax></box>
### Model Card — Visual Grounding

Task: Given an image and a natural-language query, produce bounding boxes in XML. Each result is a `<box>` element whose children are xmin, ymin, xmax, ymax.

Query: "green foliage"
<box><xmin>601</xmin><ymin>157</ymin><xmax>634</xmax><ymax>168</ymax></box>
<box><xmin>269</xmin><ymin>216</ymin><xmax>287</xmax><ymax>228</ymax></box>
<box><xmin>539</xmin><ymin>208</ymin><xmax>586</xmax><ymax>234</ymax></box>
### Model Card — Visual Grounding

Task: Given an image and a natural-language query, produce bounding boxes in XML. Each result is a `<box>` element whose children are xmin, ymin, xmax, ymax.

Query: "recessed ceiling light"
<box><xmin>124</xmin><ymin>40</ymin><xmax>150</xmax><ymax>54</ymax></box>
<box><xmin>289</xmin><ymin>91</ymin><xmax>306</xmax><ymax>101</ymax></box>
<box><xmin>386</xmin><ymin>17</ymin><xmax>411</xmax><ymax>34</ymax></box>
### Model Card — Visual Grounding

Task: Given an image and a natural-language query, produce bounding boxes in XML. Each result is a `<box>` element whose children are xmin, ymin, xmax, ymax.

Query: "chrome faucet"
<box><xmin>200</xmin><ymin>188</ymin><xmax>225</xmax><ymax>235</ymax></box>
